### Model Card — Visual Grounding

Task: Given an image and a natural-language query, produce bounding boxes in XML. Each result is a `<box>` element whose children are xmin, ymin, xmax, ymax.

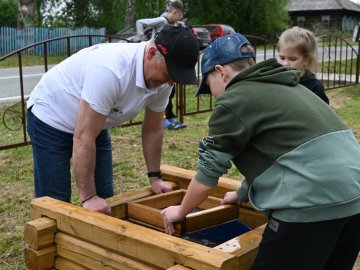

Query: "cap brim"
<box><xmin>195</xmin><ymin>75</ymin><xmax>211</xmax><ymax>96</ymax></box>
<box><xmin>166</xmin><ymin>59</ymin><xmax>197</xmax><ymax>85</ymax></box>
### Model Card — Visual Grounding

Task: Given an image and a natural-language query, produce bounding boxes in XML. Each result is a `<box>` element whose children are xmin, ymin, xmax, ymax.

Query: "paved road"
<box><xmin>0</xmin><ymin>65</ymin><xmax>53</xmax><ymax>103</ymax></box>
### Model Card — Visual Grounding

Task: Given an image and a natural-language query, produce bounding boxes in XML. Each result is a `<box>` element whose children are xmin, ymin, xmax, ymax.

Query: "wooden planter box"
<box><xmin>24</xmin><ymin>165</ymin><xmax>267</xmax><ymax>270</ymax></box>
<box><xmin>128</xmin><ymin>189</ymin><xmax>239</xmax><ymax>235</ymax></box>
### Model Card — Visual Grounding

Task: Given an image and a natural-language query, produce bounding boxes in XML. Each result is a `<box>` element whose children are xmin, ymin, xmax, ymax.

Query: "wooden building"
<box><xmin>287</xmin><ymin>0</ymin><xmax>360</xmax><ymax>32</ymax></box>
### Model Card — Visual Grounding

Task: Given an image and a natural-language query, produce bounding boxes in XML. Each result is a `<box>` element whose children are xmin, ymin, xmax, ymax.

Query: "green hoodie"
<box><xmin>195</xmin><ymin>58</ymin><xmax>360</xmax><ymax>222</ymax></box>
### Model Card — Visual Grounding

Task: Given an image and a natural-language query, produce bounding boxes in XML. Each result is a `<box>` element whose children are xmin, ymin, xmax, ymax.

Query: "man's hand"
<box><xmin>161</xmin><ymin>205</ymin><xmax>185</xmax><ymax>235</ymax></box>
<box><xmin>151</xmin><ymin>179</ymin><xmax>172</xmax><ymax>194</ymax></box>
<box><xmin>82</xmin><ymin>195</ymin><xmax>111</xmax><ymax>215</ymax></box>
<box><xmin>221</xmin><ymin>191</ymin><xmax>243</xmax><ymax>205</ymax></box>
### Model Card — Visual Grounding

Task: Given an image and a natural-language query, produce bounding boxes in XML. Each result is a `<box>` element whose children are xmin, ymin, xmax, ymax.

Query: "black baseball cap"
<box><xmin>155</xmin><ymin>25</ymin><xmax>199</xmax><ymax>85</ymax></box>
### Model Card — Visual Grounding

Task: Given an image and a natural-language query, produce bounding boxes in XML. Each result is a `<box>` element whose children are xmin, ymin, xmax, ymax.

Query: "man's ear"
<box><xmin>147</xmin><ymin>46</ymin><xmax>157</xmax><ymax>60</ymax></box>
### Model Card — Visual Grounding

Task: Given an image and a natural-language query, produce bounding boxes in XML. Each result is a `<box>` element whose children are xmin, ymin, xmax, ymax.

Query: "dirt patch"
<box><xmin>0</xmin><ymin>153</ymin><xmax>12</xmax><ymax>166</ymax></box>
<box><xmin>327</xmin><ymin>88</ymin><xmax>351</xmax><ymax>109</ymax></box>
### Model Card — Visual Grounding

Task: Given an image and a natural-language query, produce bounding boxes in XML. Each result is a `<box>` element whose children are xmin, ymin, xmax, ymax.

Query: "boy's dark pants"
<box><xmin>250</xmin><ymin>213</ymin><xmax>360</xmax><ymax>270</ymax></box>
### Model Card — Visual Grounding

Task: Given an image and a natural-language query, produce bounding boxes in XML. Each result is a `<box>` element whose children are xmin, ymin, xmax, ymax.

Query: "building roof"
<box><xmin>287</xmin><ymin>0</ymin><xmax>360</xmax><ymax>12</ymax></box>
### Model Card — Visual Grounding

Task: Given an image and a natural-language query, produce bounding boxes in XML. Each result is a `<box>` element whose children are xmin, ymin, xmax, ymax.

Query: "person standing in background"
<box><xmin>277</xmin><ymin>26</ymin><xmax>329</xmax><ymax>104</ymax></box>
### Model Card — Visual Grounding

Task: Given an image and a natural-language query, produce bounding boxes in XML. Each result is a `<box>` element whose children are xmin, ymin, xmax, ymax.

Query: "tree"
<box><xmin>89</xmin><ymin>0</ymin><xmax>127</xmax><ymax>34</ymax></box>
<box><xmin>33</xmin><ymin>0</ymin><xmax>127</xmax><ymax>33</ymax></box>
<box><xmin>183</xmin><ymin>0</ymin><xmax>289</xmax><ymax>37</ymax></box>
<box><xmin>35</xmin><ymin>0</ymin><xmax>168</xmax><ymax>33</ymax></box>
<box><xmin>62</xmin><ymin>0</ymin><xmax>127</xmax><ymax>33</ymax></box>
<box><xmin>132</xmin><ymin>0</ymin><xmax>166</xmax><ymax>21</ymax></box>
<box><xmin>30</xmin><ymin>0</ymin><xmax>290</xmax><ymax>38</ymax></box>
<box><xmin>0</xmin><ymin>0</ymin><xmax>18</xmax><ymax>27</ymax></box>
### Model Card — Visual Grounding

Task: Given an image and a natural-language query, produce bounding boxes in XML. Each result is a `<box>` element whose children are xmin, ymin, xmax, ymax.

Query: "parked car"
<box><xmin>188</xmin><ymin>26</ymin><xmax>211</xmax><ymax>49</ymax></box>
<box><xmin>202</xmin><ymin>24</ymin><xmax>236</xmax><ymax>41</ymax></box>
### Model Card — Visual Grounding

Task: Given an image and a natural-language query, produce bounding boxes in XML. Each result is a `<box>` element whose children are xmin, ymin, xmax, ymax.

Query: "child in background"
<box><xmin>277</xmin><ymin>26</ymin><xmax>329</xmax><ymax>104</ymax></box>
<box><xmin>136</xmin><ymin>0</ymin><xmax>184</xmax><ymax>40</ymax></box>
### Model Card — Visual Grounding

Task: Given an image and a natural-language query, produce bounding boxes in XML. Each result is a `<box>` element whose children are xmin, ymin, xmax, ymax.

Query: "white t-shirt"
<box><xmin>27</xmin><ymin>42</ymin><xmax>172</xmax><ymax>133</ymax></box>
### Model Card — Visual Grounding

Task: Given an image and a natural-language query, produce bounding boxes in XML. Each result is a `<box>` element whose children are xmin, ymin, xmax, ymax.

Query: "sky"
<box><xmin>350</xmin><ymin>0</ymin><xmax>360</xmax><ymax>4</ymax></box>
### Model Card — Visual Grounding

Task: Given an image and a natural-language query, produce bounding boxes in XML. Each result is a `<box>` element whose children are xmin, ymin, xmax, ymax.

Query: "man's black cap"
<box><xmin>155</xmin><ymin>25</ymin><xmax>199</xmax><ymax>85</ymax></box>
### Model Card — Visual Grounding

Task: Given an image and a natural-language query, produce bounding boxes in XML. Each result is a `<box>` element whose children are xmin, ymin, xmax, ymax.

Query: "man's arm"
<box><xmin>73</xmin><ymin>99</ymin><xmax>111</xmax><ymax>214</ymax></box>
<box><xmin>142</xmin><ymin>107</ymin><xmax>172</xmax><ymax>194</ymax></box>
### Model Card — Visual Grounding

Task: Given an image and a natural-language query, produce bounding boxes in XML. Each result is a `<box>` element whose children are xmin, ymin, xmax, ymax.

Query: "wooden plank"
<box><xmin>56</xmin><ymin>232</ymin><xmax>158</xmax><ymax>270</ymax></box>
<box><xmin>232</xmin><ymin>224</ymin><xmax>265</xmax><ymax>256</ymax></box>
<box><xmin>214</xmin><ymin>224</ymin><xmax>266</xmax><ymax>270</ymax></box>
<box><xmin>239</xmin><ymin>208</ymin><xmax>267</xmax><ymax>229</ymax></box>
<box><xmin>24</xmin><ymin>245</ymin><xmax>57</xmax><ymax>270</ymax></box>
<box><xmin>24</xmin><ymin>217</ymin><xmax>57</xmax><ymax>250</ymax></box>
<box><xmin>127</xmin><ymin>218</ymin><xmax>183</xmax><ymax>238</ymax></box>
<box><xmin>55</xmin><ymin>256</ymin><xmax>89</xmax><ymax>270</ymax></box>
<box><xmin>161</xmin><ymin>165</ymin><xmax>256</xmax><ymax>212</ymax></box>
<box><xmin>131</xmin><ymin>189</ymin><xmax>184</xmax><ymax>209</ymax></box>
<box><xmin>198</xmin><ymin>195</ymin><xmax>223</xmax><ymax>209</ymax></box>
<box><xmin>107</xmin><ymin>182</ymin><xmax>178</xmax><ymax>218</ymax></box>
<box><xmin>128</xmin><ymin>203</ymin><xmax>171</xmax><ymax>229</ymax></box>
<box><xmin>213</xmin><ymin>238</ymin><xmax>241</xmax><ymax>253</ymax></box>
<box><xmin>128</xmin><ymin>190</ymin><xmax>239</xmax><ymax>234</ymax></box>
<box><xmin>166</xmin><ymin>265</ymin><xmax>193</xmax><ymax>270</ymax></box>
<box><xmin>186</xmin><ymin>205</ymin><xmax>238</xmax><ymax>233</ymax></box>
<box><xmin>107</xmin><ymin>181</ymin><xmax>178</xmax><ymax>206</ymax></box>
<box><xmin>130</xmin><ymin>189</ymin><xmax>223</xmax><ymax>210</ymax></box>
<box><xmin>160</xmin><ymin>165</ymin><xmax>245</xmax><ymax>199</ymax></box>
<box><xmin>30</xmin><ymin>196</ymin><xmax>239</xmax><ymax>270</ymax></box>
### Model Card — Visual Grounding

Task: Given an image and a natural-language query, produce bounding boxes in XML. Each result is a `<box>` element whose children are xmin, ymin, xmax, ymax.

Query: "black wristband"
<box><xmin>147</xmin><ymin>171</ymin><xmax>161</xmax><ymax>178</ymax></box>
<box><xmin>81</xmin><ymin>194</ymin><xmax>96</xmax><ymax>204</ymax></box>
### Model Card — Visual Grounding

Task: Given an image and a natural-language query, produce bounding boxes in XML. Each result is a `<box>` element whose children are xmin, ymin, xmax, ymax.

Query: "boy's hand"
<box><xmin>161</xmin><ymin>205</ymin><xmax>184</xmax><ymax>235</ymax></box>
<box><xmin>220</xmin><ymin>191</ymin><xmax>243</xmax><ymax>205</ymax></box>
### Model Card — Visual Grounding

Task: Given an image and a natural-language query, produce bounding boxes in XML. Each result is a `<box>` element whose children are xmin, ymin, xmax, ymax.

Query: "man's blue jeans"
<box><xmin>27</xmin><ymin>108</ymin><xmax>114</xmax><ymax>202</ymax></box>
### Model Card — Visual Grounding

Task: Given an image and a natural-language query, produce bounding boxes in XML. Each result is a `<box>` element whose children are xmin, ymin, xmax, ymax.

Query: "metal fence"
<box><xmin>0</xmin><ymin>33</ymin><xmax>359</xmax><ymax>150</ymax></box>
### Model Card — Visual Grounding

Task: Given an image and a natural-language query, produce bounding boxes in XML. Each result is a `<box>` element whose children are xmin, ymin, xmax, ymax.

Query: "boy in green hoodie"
<box><xmin>161</xmin><ymin>33</ymin><xmax>360</xmax><ymax>270</ymax></box>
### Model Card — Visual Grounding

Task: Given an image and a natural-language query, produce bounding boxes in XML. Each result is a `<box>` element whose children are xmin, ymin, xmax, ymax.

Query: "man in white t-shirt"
<box><xmin>27</xmin><ymin>25</ymin><xmax>199</xmax><ymax>214</ymax></box>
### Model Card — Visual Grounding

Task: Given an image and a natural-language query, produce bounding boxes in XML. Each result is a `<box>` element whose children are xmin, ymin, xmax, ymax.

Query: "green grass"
<box><xmin>0</xmin><ymin>55</ymin><xmax>67</xmax><ymax>68</ymax></box>
<box><xmin>0</xmin><ymin>86</ymin><xmax>359</xmax><ymax>269</ymax></box>
<box><xmin>334</xmin><ymin>88</ymin><xmax>360</xmax><ymax>124</ymax></box>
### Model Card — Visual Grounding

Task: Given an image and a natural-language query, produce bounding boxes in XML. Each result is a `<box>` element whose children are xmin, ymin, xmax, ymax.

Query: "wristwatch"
<box><xmin>147</xmin><ymin>171</ymin><xmax>161</xmax><ymax>179</ymax></box>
